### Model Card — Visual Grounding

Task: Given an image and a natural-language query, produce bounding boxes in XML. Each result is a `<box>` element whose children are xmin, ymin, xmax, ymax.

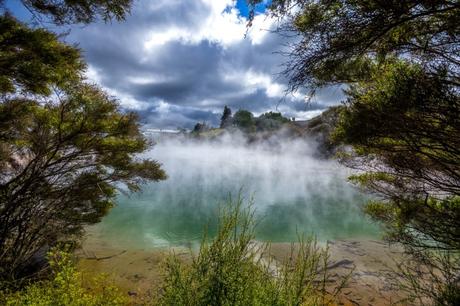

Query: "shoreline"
<box><xmin>76</xmin><ymin>234</ymin><xmax>407</xmax><ymax>305</ymax></box>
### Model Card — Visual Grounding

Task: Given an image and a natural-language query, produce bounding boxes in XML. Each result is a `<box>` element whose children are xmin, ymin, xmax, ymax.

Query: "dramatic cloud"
<box><xmin>64</xmin><ymin>0</ymin><xmax>343</xmax><ymax>129</ymax></box>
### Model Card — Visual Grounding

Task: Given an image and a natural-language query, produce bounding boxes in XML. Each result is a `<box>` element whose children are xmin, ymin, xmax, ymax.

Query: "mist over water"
<box><xmin>90</xmin><ymin>135</ymin><xmax>380</xmax><ymax>249</ymax></box>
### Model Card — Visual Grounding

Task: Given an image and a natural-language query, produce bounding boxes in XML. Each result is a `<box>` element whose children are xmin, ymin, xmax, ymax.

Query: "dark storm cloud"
<box><xmin>137</xmin><ymin>104</ymin><xmax>220</xmax><ymax>129</ymax></box>
<box><xmin>67</xmin><ymin>0</ymin><xmax>342</xmax><ymax>129</ymax></box>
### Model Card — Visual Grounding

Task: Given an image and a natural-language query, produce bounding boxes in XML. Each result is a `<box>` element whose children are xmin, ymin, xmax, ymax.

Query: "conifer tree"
<box><xmin>220</xmin><ymin>105</ymin><xmax>233</xmax><ymax>128</ymax></box>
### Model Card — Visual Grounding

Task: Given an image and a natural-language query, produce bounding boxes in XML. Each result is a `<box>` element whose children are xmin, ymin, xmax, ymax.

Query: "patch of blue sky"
<box><xmin>2</xmin><ymin>0</ymin><xmax>32</xmax><ymax>21</ymax></box>
<box><xmin>5</xmin><ymin>1</ymin><xmax>271</xmax><ymax>21</ymax></box>
<box><xmin>235</xmin><ymin>0</ymin><xmax>270</xmax><ymax>18</ymax></box>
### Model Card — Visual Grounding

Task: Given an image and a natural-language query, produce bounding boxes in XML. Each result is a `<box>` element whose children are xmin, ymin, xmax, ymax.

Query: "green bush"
<box><xmin>233</xmin><ymin>110</ymin><xmax>256</xmax><ymax>132</ymax></box>
<box><xmin>157</xmin><ymin>196</ymin><xmax>343</xmax><ymax>305</ymax></box>
<box><xmin>2</xmin><ymin>250</ymin><xmax>127</xmax><ymax>306</ymax></box>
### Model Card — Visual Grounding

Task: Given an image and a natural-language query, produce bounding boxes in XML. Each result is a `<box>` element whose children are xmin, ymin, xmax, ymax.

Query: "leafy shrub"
<box><xmin>233</xmin><ymin>110</ymin><xmax>256</xmax><ymax>132</ymax></box>
<box><xmin>157</xmin><ymin>196</ymin><xmax>344</xmax><ymax>305</ymax></box>
<box><xmin>259</xmin><ymin>112</ymin><xmax>290</xmax><ymax>123</ymax></box>
<box><xmin>2</xmin><ymin>250</ymin><xmax>127</xmax><ymax>306</ymax></box>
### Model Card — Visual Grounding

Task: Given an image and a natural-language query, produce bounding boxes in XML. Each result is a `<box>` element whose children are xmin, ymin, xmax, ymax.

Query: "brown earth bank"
<box><xmin>76</xmin><ymin>235</ymin><xmax>408</xmax><ymax>305</ymax></box>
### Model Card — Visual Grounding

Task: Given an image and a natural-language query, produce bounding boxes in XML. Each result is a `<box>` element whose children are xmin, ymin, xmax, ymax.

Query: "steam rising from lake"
<box><xmin>90</xmin><ymin>134</ymin><xmax>379</xmax><ymax>249</ymax></box>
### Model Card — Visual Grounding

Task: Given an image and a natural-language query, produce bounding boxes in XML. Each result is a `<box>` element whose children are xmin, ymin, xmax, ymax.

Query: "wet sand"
<box><xmin>76</xmin><ymin>233</ymin><xmax>408</xmax><ymax>305</ymax></box>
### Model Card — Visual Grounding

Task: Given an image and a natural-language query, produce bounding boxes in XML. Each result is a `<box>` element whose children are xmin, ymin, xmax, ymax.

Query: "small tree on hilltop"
<box><xmin>220</xmin><ymin>105</ymin><xmax>233</xmax><ymax>128</ymax></box>
<box><xmin>233</xmin><ymin>110</ymin><xmax>255</xmax><ymax>133</ymax></box>
<box><xmin>192</xmin><ymin>122</ymin><xmax>210</xmax><ymax>133</ymax></box>
<box><xmin>259</xmin><ymin>111</ymin><xmax>289</xmax><ymax>123</ymax></box>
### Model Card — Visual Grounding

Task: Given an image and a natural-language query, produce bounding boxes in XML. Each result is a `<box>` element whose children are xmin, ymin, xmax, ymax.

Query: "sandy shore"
<box><xmin>268</xmin><ymin>240</ymin><xmax>407</xmax><ymax>305</ymax></box>
<box><xmin>76</xmin><ymin>233</ymin><xmax>408</xmax><ymax>305</ymax></box>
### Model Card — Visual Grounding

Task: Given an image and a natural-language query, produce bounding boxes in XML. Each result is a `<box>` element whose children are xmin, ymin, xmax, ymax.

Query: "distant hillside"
<box><xmin>188</xmin><ymin>106</ymin><xmax>343</xmax><ymax>158</ymax></box>
<box><xmin>291</xmin><ymin>106</ymin><xmax>343</xmax><ymax>157</ymax></box>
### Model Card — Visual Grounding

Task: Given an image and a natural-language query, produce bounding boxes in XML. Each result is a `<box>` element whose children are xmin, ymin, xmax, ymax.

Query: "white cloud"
<box><xmin>144</xmin><ymin>28</ymin><xmax>189</xmax><ymax>49</ymax></box>
<box><xmin>126</xmin><ymin>75</ymin><xmax>170</xmax><ymax>85</ymax></box>
<box><xmin>85</xmin><ymin>65</ymin><xmax>151</xmax><ymax>110</ymax></box>
<box><xmin>293</xmin><ymin>109</ymin><xmax>324</xmax><ymax>120</ymax></box>
<box><xmin>85</xmin><ymin>65</ymin><xmax>103</xmax><ymax>84</ymax></box>
<box><xmin>143</xmin><ymin>0</ymin><xmax>274</xmax><ymax>51</ymax></box>
<box><xmin>223</xmin><ymin>69</ymin><xmax>286</xmax><ymax>98</ymax></box>
<box><xmin>71</xmin><ymin>0</ymin><xmax>338</xmax><ymax>128</ymax></box>
<box><xmin>246</xmin><ymin>13</ymin><xmax>276</xmax><ymax>45</ymax></box>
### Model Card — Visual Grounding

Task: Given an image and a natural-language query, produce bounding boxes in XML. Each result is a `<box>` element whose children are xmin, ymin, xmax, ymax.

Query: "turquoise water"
<box><xmin>90</xmin><ymin>140</ymin><xmax>380</xmax><ymax>249</ymax></box>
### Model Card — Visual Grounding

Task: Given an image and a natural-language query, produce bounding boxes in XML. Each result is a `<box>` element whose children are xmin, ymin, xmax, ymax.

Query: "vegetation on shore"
<box><xmin>1</xmin><ymin>250</ymin><xmax>127</xmax><ymax>306</ymax></box>
<box><xmin>2</xmin><ymin>197</ymin><xmax>345</xmax><ymax>305</ymax></box>
<box><xmin>0</xmin><ymin>0</ymin><xmax>165</xmax><ymax>284</ymax></box>
<box><xmin>249</xmin><ymin>1</ymin><xmax>460</xmax><ymax>303</ymax></box>
<box><xmin>1</xmin><ymin>0</ymin><xmax>459</xmax><ymax>304</ymax></box>
<box><xmin>158</xmin><ymin>196</ymin><xmax>344</xmax><ymax>306</ymax></box>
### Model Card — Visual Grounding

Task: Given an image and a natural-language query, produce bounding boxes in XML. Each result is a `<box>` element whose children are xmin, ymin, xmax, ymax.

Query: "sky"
<box><xmin>6</xmin><ymin>0</ymin><xmax>344</xmax><ymax>129</ymax></box>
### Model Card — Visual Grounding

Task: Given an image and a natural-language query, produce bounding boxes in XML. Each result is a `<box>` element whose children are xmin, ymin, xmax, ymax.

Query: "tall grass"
<box><xmin>157</xmin><ymin>195</ymin><xmax>344</xmax><ymax>305</ymax></box>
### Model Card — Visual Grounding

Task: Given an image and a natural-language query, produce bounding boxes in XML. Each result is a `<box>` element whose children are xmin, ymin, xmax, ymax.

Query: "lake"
<box><xmin>88</xmin><ymin>137</ymin><xmax>380</xmax><ymax>249</ymax></box>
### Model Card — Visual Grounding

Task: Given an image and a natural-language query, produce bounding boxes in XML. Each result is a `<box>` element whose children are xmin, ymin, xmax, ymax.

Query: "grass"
<box><xmin>1</xmin><ymin>250</ymin><xmax>127</xmax><ymax>306</ymax></box>
<box><xmin>2</xmin><ymin>195</ymin><xmax>347</xmax><ymax>305</ymax></box>
<box><xmin>156</xmin><ymin>195</ymin><xmax>345</xmax><ymax>305</ymax></box>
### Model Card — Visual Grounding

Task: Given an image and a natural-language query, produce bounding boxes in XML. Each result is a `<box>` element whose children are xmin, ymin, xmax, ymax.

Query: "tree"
<box><xmin>192</xmin><ymin>122</ymin><xmax>210</xmax><ymax>133</ymax></box>
<box><xmin>0</xmin><ymin>9</ymin><xmax>166</xmax><ymax>282</ymax></box>
<box><xmin>1</xmin><ymin>0</ymin><xmax>132</xmax><ymax>24</ymax></box>
<box><xmin>0</xmin><ymin>83</ymin><xmax>166</xmax><ymax>281</ymax></box>
<box><xmin>250</xmin><ymin>0</ymin><xmax>459</xmax><ymax>90</ymax></box>
<box><xmin>336</xmin><ymin>61</ymin><xmax>460</xmax><ymax>251</ymax></box>
<box><xmin>246</xmin><ymin>2</ymin><xmax>460</xmax><ymax>300</ymax></box>
<box><xmin>0</xmin><ymin>14</ymin><xmax>84</xmax><ymax>95</ymax></box>
<box><xmin>248</xmin><ymin>1</ymin><xmax>460</xmax><ymax>252</ymax></box>
<box><xmin>260</xmin><ymin>111</ymin><xmax>290</xmax><ymax>123</ymax></box>
<box><xmin>220</xmin><ymin>105</ymin><xmax>232</xmax><ymax>128</ymax></box>
<box><xmin>254</xmin><ymin>112</ymin><xmax>289</xmax><ymax>132</ymax></box>
<box><xmin>233</xmin><ymin>109</ymin><xmax>255</xmax><ymax>132</ymax></box>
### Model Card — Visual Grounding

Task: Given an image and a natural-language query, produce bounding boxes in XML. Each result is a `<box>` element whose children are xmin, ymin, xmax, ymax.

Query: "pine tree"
<box><xmin>220</xmin><ymin>105</ymin><xmax>232</xmax><ymax>128</ymax></box>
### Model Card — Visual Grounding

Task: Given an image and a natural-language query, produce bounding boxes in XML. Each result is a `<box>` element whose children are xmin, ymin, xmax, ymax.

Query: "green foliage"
<box><xmin>246</xmin><ymin>2</ymin><xmax>460</xmax><ymax>302</ymax></box>
<box><xmin>0</xmin><ymin>82</ymin><xmax>166</xmax><ymax>281</ymax></box>
<box><xmin>158</xmin><ymin>196</ymin><xmax>343</xmax><ymax>306</ymax></box>
<box><xmin>220</xmin><ymin>105</ymin><xmax>233</xmax><ymax>128</ymax></box>
<box><xmin>0</xmin><ymin>14</ymin><xmax>84</xmax><ymax>95</ymax></box>
<box><xmin>336</xmin><ymin>61</ymin><xmax>460</xmax><ymax>250</ymax></box>
<box><xmin>233</xmin><ymin>109</ymin><xmax>256</xmax><ymax>132</ymax></box>
<box><xmin>2</xmin><ymin>250</ymin><xmax>127</xmax><ymax>306</ymax></box>
<box><xmin>4</xmin><ymin>0</ymin><xmax>132</xmax><ymax>25</ymax></box>
<box><xmin>250</xmin><ymin>0</ymin><xmax>460</xmax><ymax>252</ymax></box>
<box><xmin>255</xmin><ymin>111</ymin><xmax>290</xmax><ymax>132</ymax></box>
<box><xmin>249</xmin><ymin>0</ymin><xmax>459</xmax><ymax>90</ymax></box>
<box><xmin>259</xmin><ymin>111</ymin><xmax>290</xmax><ymax>123</ymax></box>
<box><xmin>0</xmin><ymin>4</ymin><xmax>165</xmax><ymax>283</ymax></box>
<box><xmin>364</xmin><ymin>196</ymin><xmax>460</xmax><ymax>251</ymax></box>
